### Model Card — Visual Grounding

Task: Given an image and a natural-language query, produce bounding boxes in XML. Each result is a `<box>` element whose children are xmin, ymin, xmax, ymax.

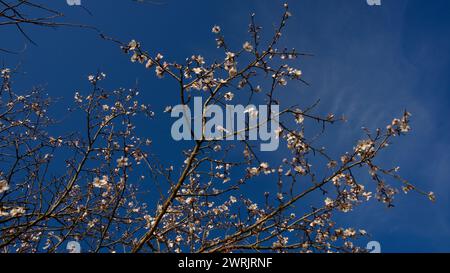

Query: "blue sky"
<box><xmin>2</xmin><ymin>0</ymin><xmax>450</xmax><ymax>252</ymax></box>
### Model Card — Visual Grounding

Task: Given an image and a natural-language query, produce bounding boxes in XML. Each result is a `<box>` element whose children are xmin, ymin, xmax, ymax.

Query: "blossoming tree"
<box><xmin>0</xmin><ymin>3</ymin><xmax>434</xmax><ymax>253</ymax></box>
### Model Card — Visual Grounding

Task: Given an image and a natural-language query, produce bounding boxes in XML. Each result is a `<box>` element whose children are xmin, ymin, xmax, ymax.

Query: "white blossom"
<box><xmin>224</xmin><ymin>92</ymin><xmax>234</xmax><ymax>101</ymax></box>
<box><xmin>0</xmin><ymin>180</ymin><xmax>10</xmax><ymax>194</ymax></box>
<box><xmin>212</xmin><ymin>25</ymin><xmax>221</xmax><ymax>34</ymax></box>
<box><xmin>243</xmin><ymin>41</ymin><xmax>253</xmax><ymax>52</ymax></box>
<box><xmin>116</xmin><ymin>156</ymin><xmax>130</xmax><ymax>168</ymax></box>
<box><xmin>230</xmin><ymin>196</ymin><xmax>237</xmax><ymax>203</ymax></box>
<box><xmin>92</xmin><ymin>175</ymin><xmax>109</xmax><ymax>189</ymax></box>
<box><xmin>128</xmin><ymin>40</ymin><xmax>139</xmax><ymax>50</ymax></box>
<box><xmin>10</xmin><ymin>207</ymin><xmax>25</xmax><ymax>217</ymax></box>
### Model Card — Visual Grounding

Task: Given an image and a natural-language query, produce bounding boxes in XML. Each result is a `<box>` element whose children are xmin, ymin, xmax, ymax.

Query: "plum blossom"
<box><xmin>212</xmin><ymin>25</ymin><xmax>221</xmax><ymax>34</ymax></box>
<box><xmin>0</xmin><ymin>180</ymin><xmax>10</xmax><ymax>193</ymax></box>
<box><xmin>93</xmin><ymin>176</ymin><xmax>109</xmax><ymax>189</ymax></box>
<box><xmin>10</xmin><ymin>207</ymin><xmax>25</xmax><ymax>217</ymax></box>
<box><xmin>117</xmin><ymin>156</ymin><xmax>130</xmax><ymax>168</ymax></box>
<box><xmin>224</xmin><ymin>92</ymin><xmax>234</xmax><ymax>101</ymax></box>
<box><xmin>243</xmin><ymin>41</ymin><xmax>253</xmax><ymax>52</ymax></box>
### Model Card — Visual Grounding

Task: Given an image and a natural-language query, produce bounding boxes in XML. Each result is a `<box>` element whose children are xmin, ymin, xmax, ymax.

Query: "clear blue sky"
<box><xmin>2</xmin><ymin>0</ymin><xmax>450</xmax><ymax>252</ymax></box>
